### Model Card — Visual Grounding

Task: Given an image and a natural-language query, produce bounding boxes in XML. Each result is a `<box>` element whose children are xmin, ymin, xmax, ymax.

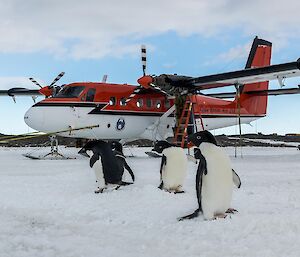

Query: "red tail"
<box><xmin>239</xmin><ymin>37</ymin><xmax>272</xmax><ymax>115</ymax></box>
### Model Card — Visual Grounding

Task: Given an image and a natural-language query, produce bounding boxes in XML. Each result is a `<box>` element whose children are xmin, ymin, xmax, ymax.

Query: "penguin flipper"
<box><xmin>89</xmin><ymin>154</ymin><xmax>99</xmax><ymax>168</ymax></box>
<box><xmin>159</xmin><ymin>155</ymin><xmax>167</xmax><ymax>178</ymax></box>
<box><xmin>158</xmin><ymin>155</ymin><xmax>166</xmax><ymax>189</ymax></box>
<box><xmin>178</xmin><ymin>209</ymin><xmax>200</xmax><ymax>221</ymax></box>
<box><xmin>195</xmin><ymin>150</ymin><xmax>207</xmax><ymax>212</ymax></box>
<box><xmin>124</xmin><ymin>160</ymin><xmax>135</xmax><ymax>182</ymax></box>
<box><xmin>232</xmin><ymin>169</ymin><xmax>241</xmax><ymax>188</ymax></box>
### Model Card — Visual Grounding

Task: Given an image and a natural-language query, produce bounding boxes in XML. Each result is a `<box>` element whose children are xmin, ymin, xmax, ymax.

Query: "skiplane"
<box><xmin>1</xmin><ymin>37</ymin><xmax>300</xmax><ymax>145</ymax></box>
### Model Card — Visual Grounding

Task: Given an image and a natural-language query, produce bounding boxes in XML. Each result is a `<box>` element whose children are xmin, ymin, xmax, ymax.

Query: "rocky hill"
<box><xmin>1</xmin><ymin>132</ymin><xmax>300</xmax><ymax>148</ymax></box>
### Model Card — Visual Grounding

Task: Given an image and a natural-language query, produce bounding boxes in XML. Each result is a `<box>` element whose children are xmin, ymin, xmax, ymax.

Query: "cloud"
<box><xmin>1</xmin><ymin>0</ymin><xmax>300</xmax><ymax>59</ymax></box>
<box><xmin>204</xmin><ymin>42</ymin><xmax>251</xmax><ymax>66</ymax></box>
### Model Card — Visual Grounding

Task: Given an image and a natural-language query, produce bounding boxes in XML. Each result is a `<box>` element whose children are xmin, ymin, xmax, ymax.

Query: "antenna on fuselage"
<box><xmin>102</xmin><ymin>75</ymin><xmax>108</xmax><ymax>83</ymax></box>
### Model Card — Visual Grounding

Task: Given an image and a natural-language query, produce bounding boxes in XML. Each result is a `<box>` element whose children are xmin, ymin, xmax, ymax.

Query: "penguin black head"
<box><xmin>187</xmin><ymin>131</ymin><xmax>218</xmax><ymax>147</ymax></box>
<box><xmin>152</xmin><ymin>140</ymin><xmax>175</xmax><ymax>153</ymax></box>
<box><xmin>78</xmin><ymin>140</ymin><xmax>106</xmax><ymax>157</ymax></box>
<box><xmin>110</xmin><ymin>141</ymin><xmax>123</xmax><ymax>153</ymax></box>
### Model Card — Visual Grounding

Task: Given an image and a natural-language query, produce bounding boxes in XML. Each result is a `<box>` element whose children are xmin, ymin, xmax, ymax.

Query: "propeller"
<box><xmin>125</xmin><ymin>45</ymin><xmax>149</xmax><ymax>103</ymax></box>
<box><xmin>126</xmin><ymin>45</ymin><xmax>171</xmax><ymax>104</ymax></box>
<box><xmin>49</xmin><ymin>72</ymin><xmax>65</xmax><ymax>87</ymax></box>
<box><xmin>29</xmin><ymin>77</ymin><xmax>42</xmax><ymax>88</ymax></box>
<box><xmin>29</xmin><ymin>72</ymin><xmax>65</xmax><ymax>97</ymax></box>
<box><xmin>141</xmin><ymin>45</ymin><xmax>147</xmax><ymax>76</ymax></box>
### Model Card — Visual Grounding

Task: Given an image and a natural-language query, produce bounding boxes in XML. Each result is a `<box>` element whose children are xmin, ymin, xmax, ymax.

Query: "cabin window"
<box><xmin>136</xmin><ymin>99</ymin><xmax>143</xmax><ymax>108</ymax></box>
<box><xmin>120</xmin><ymin>97</ymin><xmax>127</xmax><ymax>106</ymax></box>
<box><xmin>86</xmin><ymin>88</ymin><xmax>96</xmax><ymax>102</ymax></box>
<box><xmin>156</xmin><ymin>100</ymin><xmax>161</xmax><ymax>109</ymax></box>
<box><xmin>109</xmin><ymin>97</ymin><xmax>116</xmax><ymax>106</ymax></box>
<box><xmin>55</xmin><ymin>86</ymin><xmax>85</xmax><ymax>98</ymax></box>
<box><xmin>165</xmin><ymin>99</ymin><xmax>171</xmax><ymax>108</ymax></box>
<box><xmin>146</xmin><ymin>98</ymin><xmax>152</xmax><ymax>108</ymax></box>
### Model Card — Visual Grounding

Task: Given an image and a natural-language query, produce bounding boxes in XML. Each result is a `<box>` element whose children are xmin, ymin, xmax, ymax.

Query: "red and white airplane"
<box><xmin>1</xmin><ymin>37</ymin><xmax>300</xmax><ymax>142</ymax></box>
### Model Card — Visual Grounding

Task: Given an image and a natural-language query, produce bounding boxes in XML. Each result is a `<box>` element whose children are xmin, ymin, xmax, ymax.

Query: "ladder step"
<box><xmin>173</xmin><ymin>141</ymin><xmax>185</xmax><ymax>145</ymax></box>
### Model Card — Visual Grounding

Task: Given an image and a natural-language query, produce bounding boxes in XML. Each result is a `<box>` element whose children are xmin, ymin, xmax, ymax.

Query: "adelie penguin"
<box><xmin>178</xmin><ymin>130</ymin><xmax>241</xmax><ymax>221</ymax></box>
<box><xmin>152</xmin><ymin>141</ymin><xmax>187</xmax><ymax>193</ymax></box>
<box><xmin>110</xmin><ymin>141</ymin><xmax>135</xmax><ymax>182</ymax></box>
<box><xmin>79</xmin><ymin>140</ymin><xmax>134</xmax><ymax>193</ymax></box>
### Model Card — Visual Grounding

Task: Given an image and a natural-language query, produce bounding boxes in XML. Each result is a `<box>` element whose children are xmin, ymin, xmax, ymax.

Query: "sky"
<box><xmin>0</xmin><ymin>0</ymin><xmax>299</xmax><ymax>135</ymax></box>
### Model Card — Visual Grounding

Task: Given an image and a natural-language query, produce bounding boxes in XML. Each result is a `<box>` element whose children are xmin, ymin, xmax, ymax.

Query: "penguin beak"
<box><xmin>78</xmin><ymin>148</ymin><xmax>89</xmax><ymax>158</ymax></box>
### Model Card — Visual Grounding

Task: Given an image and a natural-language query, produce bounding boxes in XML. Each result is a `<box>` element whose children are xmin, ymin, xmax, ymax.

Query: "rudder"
<box><xmin>239</xmin><ymin>37</ymin><xmax>272</xmax><ymax>115</ymax></box>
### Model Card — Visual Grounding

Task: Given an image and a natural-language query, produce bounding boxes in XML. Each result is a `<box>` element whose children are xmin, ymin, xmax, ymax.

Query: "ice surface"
<box><xmin>0</xmin><ymin>146</ymin><xmax>299</xmax><ymax>257</ymax></box>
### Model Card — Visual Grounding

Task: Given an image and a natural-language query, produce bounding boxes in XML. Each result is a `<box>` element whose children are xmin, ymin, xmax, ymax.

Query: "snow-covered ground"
<box><xmin>0</xmin><ymin>146</ymin><xmax>299</xmax><ymax>257</ymax></box>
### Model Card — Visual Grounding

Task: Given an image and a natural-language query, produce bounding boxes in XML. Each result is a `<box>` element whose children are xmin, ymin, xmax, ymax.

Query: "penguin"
<box><xmin>78</xmin><ymin>140</ymin><xmax>132</xmax><ymax>193</ymax></box>
<box><xmin>152</xmin><ymin>141</ymin><xmax>187</xmax><ymax>193</ymax></box>
<box><xmin>110</xmin><ymin>141</ymin><xmax>135</xmax><ymax>182</ymax></box>
<box><xmin>178</xmin><ymin>130</ymin><xmax>241</xmax><ymax>221</ymax></box>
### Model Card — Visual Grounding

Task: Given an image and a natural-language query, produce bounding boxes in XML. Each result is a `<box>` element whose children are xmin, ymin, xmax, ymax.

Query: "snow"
<box><xmin>0</xmin><ymin>146</ymin><xmax>300</xmax><ymax>257</ymax></box>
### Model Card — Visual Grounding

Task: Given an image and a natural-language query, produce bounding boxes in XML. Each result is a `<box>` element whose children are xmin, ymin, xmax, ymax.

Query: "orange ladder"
<box><xmin>173</xmin><ymin>96</ymin><xmax>195</xmax><ymax>147</ymax></box>
<box><xmin>173</xmin><ymin>95</ymin><xmax>205</xmax><ymax>148</ymax></box>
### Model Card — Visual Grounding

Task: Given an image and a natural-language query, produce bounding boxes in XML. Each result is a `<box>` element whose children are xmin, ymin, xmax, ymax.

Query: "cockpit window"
<box><xmin>86</xmin><ymin>88</ymin><xmax>96</xmax><ymax>102</ymax></box>
<box><xmin>55</xmin><ymin>86</ymin><xmax>85</xmax><ymax>98</ymax></box>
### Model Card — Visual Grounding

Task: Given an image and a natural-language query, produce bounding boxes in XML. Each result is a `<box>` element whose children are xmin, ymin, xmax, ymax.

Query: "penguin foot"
<box><xmin>119</xmin><ymin>181</ymin><xmax>133</xmax><ymax>186</ymax></box>
<box><xmin>158</xmin><ymin>182</ymin><xmax>164</xmax><ymax>190</ymax></box>
<box><xmin>94</xmin><ymin>188</ymin><xmax>105</xmax><ymax>194</ymax></box>
<box><xmin>178</xmin><ymin>209</ymin><xmax>200</xmax><ymax>221</ymax></box>
<box><xmin>213</xmin><ymin>213</ymin><xmax>227</xmax><ymax>219</ymax></box>
<box><xmin>174</xmin><ymin>190</ymin><xmax>185</xmax><ymax>194</ymax></box>
<box><xmin>226</xmin><ymin>208</ymin><xmax>238</xmax><ymax>214</ymax></box>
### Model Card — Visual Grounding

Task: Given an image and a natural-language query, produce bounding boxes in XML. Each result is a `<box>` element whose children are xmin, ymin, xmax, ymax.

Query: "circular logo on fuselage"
<box><xmin>116</xmin><ymin>118</ymin><xmax>125</xmax><ymax>131</ymax></box>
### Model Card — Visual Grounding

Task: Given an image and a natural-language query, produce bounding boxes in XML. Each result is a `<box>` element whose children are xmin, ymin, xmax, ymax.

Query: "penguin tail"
<box><xmin>177</xmin><ymin>209</ymin><xmax>201</xmax><ymax>221</ymax></box>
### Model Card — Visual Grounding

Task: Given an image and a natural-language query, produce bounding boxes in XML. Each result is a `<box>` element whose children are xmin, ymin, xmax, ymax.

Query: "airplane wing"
<box><xmin>0</xmin><ymin>88</ymin><xmax>41</xmax><ymax>96</ymax></box>
<box><xmin>150</xmin><ymin>59</ymin><xmax>300</xmax><ymax>93</ymax></box>
<box><xmin>189</xmin><ymin>60</ymin><xmax>300</xmax><ymax>89</ymax></box>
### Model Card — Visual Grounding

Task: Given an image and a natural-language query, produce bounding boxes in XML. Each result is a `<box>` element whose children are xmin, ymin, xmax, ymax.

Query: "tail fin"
<box><xmin>239</xmin><ymin>37</ymin><xmax>272</xmax><ymax>115</ymax></box>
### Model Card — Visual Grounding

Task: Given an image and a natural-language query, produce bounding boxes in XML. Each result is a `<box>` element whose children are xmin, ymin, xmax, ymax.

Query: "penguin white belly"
<box><xmin>92</xmin><ymin>157</ymin><xmax>106</xmax><ymax>189</ymax></box>
<box><xmin>162</xmin><ymin>147</ymin><xmax>187</xmax><ymax>190</ymax></box>
<box><xmin>200</xmin><ymin>143</ymin><xmax>233</xmax><ymax>220</ymax></box>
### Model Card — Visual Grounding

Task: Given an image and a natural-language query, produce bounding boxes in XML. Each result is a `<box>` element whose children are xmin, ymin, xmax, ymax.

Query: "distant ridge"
<box><xmin>0</xmin><ymin>133</ymin><xmax>299</xmax><ymax>148</ymax></box>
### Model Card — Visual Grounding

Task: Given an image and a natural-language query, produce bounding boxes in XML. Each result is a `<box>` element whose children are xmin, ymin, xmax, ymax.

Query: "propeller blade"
<box><xmin>125</xmin><ymin>86</ymin><xmax>143</xmax><ymax>103</ymax></box>
<box><xmin>49</xmin><ymin>72</ymin><xmax>65</xmax><ymax>87</ymax></box>
<box><xmin>141</xmin><ymin>45</ymin><xmax>146</xmax><ymax>76</ymax></box>
<box><xmin>149</xmin><ymin>83</ymin><xmax>170</xmax><ymax>96</ymax></box>
<box><xmin>29</xmin><ymin>77</ymin><xmax>42</xmax><ymax>88</ymax></box>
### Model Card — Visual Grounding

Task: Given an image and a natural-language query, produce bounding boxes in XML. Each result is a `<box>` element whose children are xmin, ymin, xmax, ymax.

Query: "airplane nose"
<box><xmin>24</xmin><ymin>106</ymin><xmax>45</xmax><ymax>131</ymax></box>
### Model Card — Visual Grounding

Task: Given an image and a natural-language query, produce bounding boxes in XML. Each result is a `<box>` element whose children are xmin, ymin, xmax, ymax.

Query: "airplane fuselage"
<box><xmin>24</xmin><ymin>82</ymin><xmax>264</xmax><ymax>141</ymax></box>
